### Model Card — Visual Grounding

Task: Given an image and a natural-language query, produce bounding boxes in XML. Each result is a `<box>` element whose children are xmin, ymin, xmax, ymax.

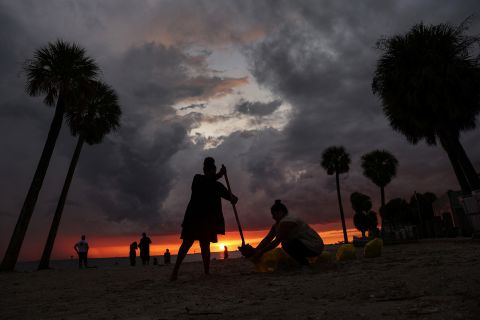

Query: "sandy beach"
<box><xmin>1</xmin><ymin>239</ymin><xmax>480</xmax><ymax>320</ymax></box>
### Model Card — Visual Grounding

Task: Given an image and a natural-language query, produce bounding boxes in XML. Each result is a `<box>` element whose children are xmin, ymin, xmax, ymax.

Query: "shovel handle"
<box><xmin>223</xmin><ymin>166</ymin><xmax>245</xmax><ymax>247</ymax></box>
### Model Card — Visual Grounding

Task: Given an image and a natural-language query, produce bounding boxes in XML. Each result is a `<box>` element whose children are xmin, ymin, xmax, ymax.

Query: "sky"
<box><xmin>1</xmin><ymin>0</ymin><xmax>479</xmax><ymax>261</ymax></box>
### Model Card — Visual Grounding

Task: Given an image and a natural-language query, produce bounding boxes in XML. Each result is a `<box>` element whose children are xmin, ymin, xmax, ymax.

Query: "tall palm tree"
<box><xmin>38</xmin><ymin>81</ymin><xmax>121</xmax><ymax>270</ymax></box>
<box><xmin>372</xmin><ymin>20</ymin><xmax>480</xmax><ymax>195</ymax></box>
<box><xmin>1</xmin><ymin>40</ymin><xmax>98</xmax><ymax>271</ymax></box>
<box><xmin>361</xmin><ymin>150</ymin><xmax>398</xmax><ymax>233</ymax></box>
<box><xmin>321</xmin><ymin>146</ymin><xmax>350</xmax><ymax>243</ymax></box>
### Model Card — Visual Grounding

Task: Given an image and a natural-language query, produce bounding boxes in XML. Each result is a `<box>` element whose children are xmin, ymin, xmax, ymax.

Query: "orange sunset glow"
<box><xmin>38</xmin><ymin>223</ymin><xmax>362</xmax><ymax>261</ymax></box>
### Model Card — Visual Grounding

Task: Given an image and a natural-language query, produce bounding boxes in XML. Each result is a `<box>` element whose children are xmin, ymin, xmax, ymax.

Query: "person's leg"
<box><xmin>170</xmin><ymin>239</ymin><xmax>194</xmax><ymax>281</ymax></box>
<box><xmin>79</xmin><ymin>253</ymin><xmax>87</xmax><ymax>268</ymax></box>
<box><xmin>199</xmin><ymin>240</ymin><xmax>211</xmax><ymax>275</ymax></box>
<box><xmin>282</xmin><ymin>240</ymin><xmax>317</xmax><ymax>266</ymax></box>
<box><xmin>84</xmin><ymin>254</ymin><xmax>88</xmax><ymax>268</ymax></box>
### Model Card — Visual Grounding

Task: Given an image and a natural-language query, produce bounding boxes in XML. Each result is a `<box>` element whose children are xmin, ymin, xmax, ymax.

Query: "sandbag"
<box><xmin>308</xmin><ymin>251</ymin><xmax>332</xmax><ymax>266</ymax></box>
<box><xmin>364</xmin><ymin>238</ymin><xmax>383</xmax><ymax>258</ymax></box>
<box><xmin>317</xmin><ymin>250</ymin><xmax>332</xmax><ymax>262</ymax></box>
<box><xmin>336</xmin><ymin>244</ymin><xmax>356</xmax><ymax>261</ymax></box>
<box><xmin>253</xmin><ymin>248</ymin><xmax>296</xmax><ymax>272</ymax></box>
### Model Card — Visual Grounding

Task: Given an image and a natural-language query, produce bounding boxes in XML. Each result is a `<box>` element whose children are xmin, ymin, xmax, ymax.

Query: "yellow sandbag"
<box><xmin>253</xmin><ymin>248</ymin><xmax>295</xmax><ymax>272</ymax></box>
<box><xmin>318</xmin><ymin>251</ymin><xmax>332</xmax><ymax>262</ymax></box>
<box><xmin>336</xmin><ymin>244</ymin><xmax>356</xmax><ymax>261</ymax></box>
<box><xmin>364</xmin><ymin>238</ymin><xmax>383</xmax><ymax>258</ymax></box>
<box><xmin>309</xmin><ymin>251</ymin><xmax>331</xmax><ymax>264</ymax></box>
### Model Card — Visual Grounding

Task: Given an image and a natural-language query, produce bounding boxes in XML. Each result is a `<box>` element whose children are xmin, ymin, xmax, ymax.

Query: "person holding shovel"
<box><xmin>170</xmin><ymin>157</ymin><xmax>238</xmax><ymax>281</ymax></box>
<box><xmin>242</xmin><ymin>200</ymin><xmax>324</xmax><ymax>266</ymax></box>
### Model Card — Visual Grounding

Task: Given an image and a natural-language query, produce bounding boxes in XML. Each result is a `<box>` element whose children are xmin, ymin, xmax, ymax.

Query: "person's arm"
<box><xmin>254</xmin><ymin>225</ymin><xmax>276</xmax><ymax>252</ymax></box>
<box><xmin>218</xmin><ymin>182</ymin><xmax>238</xmax><ymax>204</ymax></box>
<box><xmin>252</xmin><ymin>221</ymin><xmax>296</xmax><ymax>259</ymax></box>
<box><xmin>86</xmin><ymin>243</ymin><xmax>89</xmax><ymax>253</ymax></box>
<box><xmin>74</xmin><ymin>243</ymin><xmax>79</xmax><ymax>254</ymax></box>
<box><xmin>215</xmin><ymin>165</ymin><xmax>226</xmax><ymax>180</ymax></box>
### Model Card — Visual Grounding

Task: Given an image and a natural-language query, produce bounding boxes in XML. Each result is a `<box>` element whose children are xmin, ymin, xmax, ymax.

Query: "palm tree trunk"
<box><xmin>38</xmin><ymin>136</ymin><xmax>84</xmax><ymax>270</ymax></box>
<box><xmin>1</xmin><ymin>95</ymin><xmax>65</xmax><ymax>271</ymax></box>
<box><xmin>380</xmin><ymin>186</ymin><xmax>386</xmax><ymax>237</ymax></box>
<box><xmin>449</xmin><ymin>135</ymin><xmax>480</xmax><ymax>191</ymax></box>
<box><xmin>380</xmin><ymin>186</ymin><xmax>385</xmax><ymax>208</ymax></box>
<box><xmin>335</xmin><ymin>172</ymin><xmax>349</xmax><ymax>243</ymax></box>
<box><xmin>439</xmin><ymin>134</ymin><xmax>472</xmax><ymax>194</ymax></box>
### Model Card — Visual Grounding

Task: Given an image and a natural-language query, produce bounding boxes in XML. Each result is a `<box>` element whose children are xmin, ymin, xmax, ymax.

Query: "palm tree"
<box><xmin>361</xmin><ymin>150</ymin><xmax>398</xmax><ymax>233</ymax></box>
<box><xmin>1</xmin><ymin>40</ymin><xmax>98</xmax><ymax>271</ymax></box>
<box><xmin>372</xmin><ymin>20</ymin><xmax>480</xmax><ymax>195</ymax></box>
<box><xmin>321</xmin><ymin>146</ymin><xmax>350</xmax><ymax>243</ymax></box>
<box><xmin>38</xmin><ymin>81</ymin><xmax>121</xmax><ymax>270</ymax></box>
<box><xmin>361</xmin><ymin>150</ymin><xmax>398</xmax><ymax>208</ymax></box>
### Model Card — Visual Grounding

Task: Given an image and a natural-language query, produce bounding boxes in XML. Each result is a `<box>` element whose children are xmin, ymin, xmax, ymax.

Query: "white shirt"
<box><xmin>76</xmin><ymin>240</ymin><xmax>89</xmax><ymax>253</ymax></box>
<box><xmin>277</xmin><ymin>215</ymin><xmax>324</xmax><ymax>254</ymax></box>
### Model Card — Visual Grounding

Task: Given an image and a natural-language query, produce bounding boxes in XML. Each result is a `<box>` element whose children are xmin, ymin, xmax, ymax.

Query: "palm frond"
<box><xmin>65</xmin><ymin>80</ymin><xmax>121</xmax><ymax>145</ymax></box>
<box><xmin>24</xmin><ymin>39</ymin><xmax>99</xmax><ymax>106</ymax></box>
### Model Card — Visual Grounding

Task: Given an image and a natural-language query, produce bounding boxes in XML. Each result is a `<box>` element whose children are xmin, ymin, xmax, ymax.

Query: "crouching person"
<box><xmin>244</xmin><ymin>200</ymin><xmax>324</xmax><ymax>266</ymax></box>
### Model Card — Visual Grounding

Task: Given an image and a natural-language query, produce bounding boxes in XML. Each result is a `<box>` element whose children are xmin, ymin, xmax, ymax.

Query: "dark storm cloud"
<box><xmin>76</xmin><ymin>121</ymin><xmax>189</xmax><ymax>223</ymax></box>
<box><xmin>104</xmin><ymin>42</ymin><xmax>247</xmax><ymax>109</ymax></box>
<box><xmin>236</xmin><ymin>100</ymin><xmax>282</xmax><ymax>117</ymax></box>
<box><xmin>71</xmin><ymin>42</ymin><xmax>246</xmax><ymax>227</ymax></box>
<box><xmin>179</xmin><ymin>103</ymin><xmax>207</xmax><ymax>111</ymax></box>
<box><xmin>0</xmin><ymin>1</ymin><xmax>249</xmax><ymax>249</ymax></box>
<box><xmin>240</xmin><ymin>0</ymin><xmax>480</xmax><ymax>220</ymax></box>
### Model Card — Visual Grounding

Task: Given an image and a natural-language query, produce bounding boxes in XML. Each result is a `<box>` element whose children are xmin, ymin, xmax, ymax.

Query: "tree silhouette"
<box><xmin>361</xmin><ymin>150</ymin><xmax>398</xmax><ymax>234</ymax></box>
<box><xmin>350</xmin><ymin>192</ymin><xmax>372</xmax><ymax>238</ymax></box>
<box><xmin>321</xmin><ymin>146</ymin><xmax>350</xmax><ymax>243</ymax></box>
<box><xmin>361</xmin><ymin>150</ymin><xmax>398</xmax><ymax>208</ymax></box>
<box><xmin>38</xmin><ymin>81</ymin><xmax>121</xmax><ymax>270</ymax></box>
<box><xmin>372</xmin><ymin>20</ymin><xmax>480</xmax><ymax>194</ymax></box>
<box><xmin>1</xmin><ymin>40</ymin><xmax>99</xmax><ymax>271</ymax></box>
<box><xmin>382</xmin><ymin>198</ymin><xmax>413</xmax><ymax>228</ymax></box>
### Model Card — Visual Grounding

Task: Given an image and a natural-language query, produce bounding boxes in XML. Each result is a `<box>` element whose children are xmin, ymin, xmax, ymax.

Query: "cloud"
<box><xmin>179</xmin><ymin>103</ymin><xmax>207</xmax><ymax>111</ymax></box>
<box><xmin>240</xmin><ymin>0</ymin><xmax>480</xmax><ymax>218</ymax></box>
<box><xmin>236</xmin><ymin>100</ymin><xmax>282</xmax><ymax>116</ymax></box>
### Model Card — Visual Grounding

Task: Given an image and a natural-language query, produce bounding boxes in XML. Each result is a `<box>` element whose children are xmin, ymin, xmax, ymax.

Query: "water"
<box><xmin>16</xmin><ymin>251</ymin><xmax>242</xmax><ymax>272</ymax></box>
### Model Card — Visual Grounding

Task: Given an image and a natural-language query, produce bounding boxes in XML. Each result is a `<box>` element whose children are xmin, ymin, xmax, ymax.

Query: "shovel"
<box><xmin>222</xmin><ymin>165</ymin><xmax>254</xmax><ymax>256</ymax></box>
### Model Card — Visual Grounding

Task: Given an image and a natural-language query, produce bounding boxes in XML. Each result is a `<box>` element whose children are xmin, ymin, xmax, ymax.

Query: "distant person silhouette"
<box><xmin>245</xmin><ymin>200</ymin><xmax>324</xmax><ymax>266</ymax></box>
<box><xmin>74</xmin><ymin>235</ymin><xmax>89</xmax><ymax>269</ymax></box>
<box><xmin>129</xmin><ymin>241</ymin><xmax>138</xmax><ymax>266</ymax></box>
<box><xmin>224</xmin><ymin>246</ymin><xmax>229</xmax><ymax>259</ymax></box>
<box><xmin>164</xmin><ymin>249</ymin><xmax>171</xmax><ymax>265</ymax></box>
<box><xmin>139</xmin><ymin>233</ymin><xmax>152</xmax><ymax>265</ymax></box>
<box><xmin>170</xmin><ymin>157</ymin><xmax>237</xmax><ymax>280</ymax></box>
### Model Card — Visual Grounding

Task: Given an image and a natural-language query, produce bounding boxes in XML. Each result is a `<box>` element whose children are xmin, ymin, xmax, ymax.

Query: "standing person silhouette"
<box><xmin>139</xmin><ymin>233</ymin><xmax>152</xmax><ymax>265</ymax></box>
<box><xmin>129</xmin><ymin>241</ymin><xmax>138</xmax><ymax>266</ymax></box>
<box><xmin>170</xmin><ymin>157</ymin><xmax>237</xmax><ymax>280</ymax></box>
<box><xmin>164</xmin><ymin>249</ymin><xmax>171</xmax><ymax>265</ymax></box>
<box><xmin>74</xmin><ymin>235</ymin><xmax>89</xmax><ymax>269</ymax></box>
<box><xmin>224</xmin><ymin>246</ymin><xmax>229</xmax><ymax>259</ymax></box>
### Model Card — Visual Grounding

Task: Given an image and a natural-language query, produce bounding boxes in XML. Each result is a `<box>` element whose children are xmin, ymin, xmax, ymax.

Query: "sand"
<box><xmin>1</xmin><ymin>239</ymin><xmax>480</xmax><ymax>320</ymax></box>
